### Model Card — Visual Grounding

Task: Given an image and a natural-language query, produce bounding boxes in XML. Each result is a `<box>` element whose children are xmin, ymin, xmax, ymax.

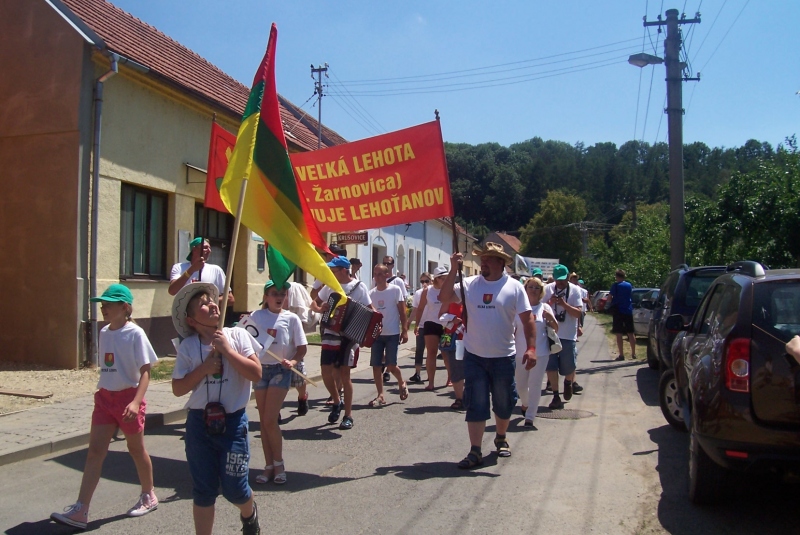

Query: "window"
<box><xmin>120</xmin><ymin>184</ymin><xmax>167</xmax><ymax>279</ymax></box>
<box><xmin>195</xmin><ymin>205</ymin><xmax>234</xmax><ymax>270</ymax></box>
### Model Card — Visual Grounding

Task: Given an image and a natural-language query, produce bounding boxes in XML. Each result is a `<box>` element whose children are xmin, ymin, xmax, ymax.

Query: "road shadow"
<box><xmin>636</xmin><ymin>367</ymin><xmax>659</xmax><ymax>407</ymax></box>
<box><xmin>250</xmin><ymin>470</ymin><xmax>360</xmax><ymax>493</ymax></box>
<box><xmin>281</xmin><ymin>425</ymin><xmax>344</xmax><ymax>441</ymax></box>
<box><xmin>373</xmin><ymin>459</ymin><xmax>501</xmax><ymax>481</ymax></box>
<box><xmin>649</xmin><ymin>425</ymin><xmax>800</xmax><ymax>534</ymax></box>
<box><xmin>404</xmin><ymin>405</ymin><xmax>462</xmax><ymax>415</ymax></box>
<box><xmin>576</xmin><ymin>360</ymin><xmax>644</xmax><ymax>375</ymax></box>
<box><xmin>6</xmin><ymin>513</ymin><xmax>130</xmax><ymax>534</ymax></box>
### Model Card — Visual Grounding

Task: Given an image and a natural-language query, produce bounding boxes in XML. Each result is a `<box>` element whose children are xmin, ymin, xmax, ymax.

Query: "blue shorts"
<box><xmin>185</xmin><ymin>408</ymin><xmax>252</xmax><ymax>508</ymax></box>
<box><xmin>254</xmin><ymin>364</ymin><xmax>291</xmax><ymax>390</ymax></box>
<box><xmin>463</xmin><ymin>351</ymin><xmax>517</xmax><ymax>422</ymax></box>
<box><xmin>443</xmin><ymin>349</ymin><xmax>465</xmax><ymax>383</ymax></box>
<box><xmin>547</xmin><ymin>339</ymin><xmax>578</xmax><ymax>376</ymax></box>
<box><xmin>370</xmin><ymin>334</ymin><xmax>400</xmax><ymax>366</ymax></box>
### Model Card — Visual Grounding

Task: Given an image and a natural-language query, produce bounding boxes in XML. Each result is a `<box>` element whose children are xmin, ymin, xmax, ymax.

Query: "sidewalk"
<box><xmin>0</xmin><ymin>338</ymin><xmax>419</xmax><ymax>467</ymax></box>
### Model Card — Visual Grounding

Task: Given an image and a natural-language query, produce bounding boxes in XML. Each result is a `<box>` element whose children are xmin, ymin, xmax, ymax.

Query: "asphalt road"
<box><xmin>2</xmin><ymin>315</ymin><xmax>797</xmax><ymax>534</ymax></box>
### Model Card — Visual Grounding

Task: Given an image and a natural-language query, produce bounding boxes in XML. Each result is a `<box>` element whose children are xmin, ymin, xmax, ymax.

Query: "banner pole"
<box><xmin>217</xmin><ymin>177</ymin><xmax>248</xmax><ymax>329</ymax></box>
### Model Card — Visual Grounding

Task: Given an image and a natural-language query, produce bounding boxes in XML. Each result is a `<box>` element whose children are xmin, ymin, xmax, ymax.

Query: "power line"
<box><xmin>340</xmin><ymin>37</ymin><xmax>639</xmax><ymax>86</ymax></box>
<box><xmin>697</xmin><ymin>0</ymin><xmax>749</xmax><ymax>73</ymax></box>
<box><xmin>327</xmin><ymin>95</ymin><xmax>381</xmax><ymax>137</ymax></box>
<box><xmin>690</xmin><ymin>0</ymin><xmax>728</xmax><ymax>61</ymax></box>
<box><xmin>328</xmin><ymin>70</ymin><xmax>387</xmax><ymax>134</ymax></box>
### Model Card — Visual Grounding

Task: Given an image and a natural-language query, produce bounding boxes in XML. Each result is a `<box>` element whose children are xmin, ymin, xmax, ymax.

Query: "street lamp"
<box><xmin>627</xmin><ymin>52</ymin><xmax>663</xmax><ymax>68</ymax></box>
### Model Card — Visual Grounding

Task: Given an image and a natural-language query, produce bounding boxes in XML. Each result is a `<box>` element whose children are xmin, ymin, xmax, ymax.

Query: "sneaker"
<box><xmin>383</xmin><ymin>371</ymin><xmax>391</xmax><ymax>383</ymax></box>
<box><xmin>524</xmin><ymin>419</ymin><xmax>534</xmax><ymax>427</ymax></box>
<box><xmin>563</xmin><ymin>379</ymin><xmax>573</xmax><ymax>401</ymax></box>
<box><xmin>51</xmin><ymin>502</ymin><xmax>88</xmax><ymax>529</ymax></box>
<box><xmin>549</xmin><ymin>395</ymin><xmax>564</xmax><ymax>410</ymax></box>
<box><xmin>328</xmin><ymin>401</ymin><xmax>343</xmax><ymax>424</ymax></box>
<box><xmin>339</xmin><ymin>415</ymin><xmax>354</xmax><ymax>430</ymax></box>
<box><xmin>127</xmin><ymin>491</ymin><xmax>158</xmax><ymax>517</ymax></box>
<box><xmin>572</xmin><ymin>382</ymin><xmax>584</xmax><ymax>394</ymax></box>
<box><xmin>614</xmin><ymin>355</ymin><xmax>625</xmax><ymax>361</ymax></box>
<box><xmin>297</xmin><ymin>396</ymin><xmax>309</xmax><ymax>416</ymax></box>
<box><xmin>409</xmin><ymin>373</ymin><xmax>422</xmax><ymax>384</ymax></box>
<box><xmin>241</xmin><ymin>501</ymin><xmax>260</xmax><ymax>535</ymax></box>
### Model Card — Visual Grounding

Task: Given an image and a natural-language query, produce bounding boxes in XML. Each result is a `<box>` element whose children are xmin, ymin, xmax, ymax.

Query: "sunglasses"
<box><xmin>420</xmin><ymin>279</ymin><xmax>431</xmax><ymax>284</ymax></box>
<box><xmin>384</xmin><ymin>262</ymin><xmax>394</xmax><ymax>266</ymax></box>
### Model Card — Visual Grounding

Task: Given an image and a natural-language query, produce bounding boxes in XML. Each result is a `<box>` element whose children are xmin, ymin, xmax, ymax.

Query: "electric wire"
<box><xmin>336</xmin><ymin>37</ymin><xmax>642</xmax><ymax>85</ymax></box>
<box><xmin>690</xmin><ymin>0</ymin><xmax>728</xmax><ymax>61</ymax></box>
<box><xmin>697</xmin><ymin>0</ymin><xmax>749</xmax><ymax>74</ymax></box>
<box><xmin>284</xmin><ymin>92</ymin><xmax>319</xmax><ymax>137</ymax></box>
<box><xmin>328</xmin><ymin>69</ymin><xmax>387</xmax><ymax>134</ymax></box>
<box><xmin>327</xmin><ymin>96</ymin><xmax>381</xmax><ymax>138</ymax></box>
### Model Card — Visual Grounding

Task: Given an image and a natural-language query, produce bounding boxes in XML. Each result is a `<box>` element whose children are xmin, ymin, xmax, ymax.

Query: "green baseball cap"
<box><xmin>531</xmin><ymin>267</ymin><xmax>543</xmax><ymax>277</ymax></box>
<box><xmin>186</xmin><ymin>237</ymin><xmax>205</xmax><ymax>261</ymax></box>
<box><xmin>578</xmin><ymin>279</ymin><xmax>585</xmax><ymax>285</ymax></box>
<box><xmin>263</xmin><ymin>279</ymin><xmax>290</xmax><ymax>292</ymax></box>
<box><xmin>90</xmin><ymin>284</ymin><xmax>133</xmax><ymax>305</ymax></box>
<box><xmin>552</xmin><ymin>264</ymin><xmax>569</xmax><ymax>281</ymax></box>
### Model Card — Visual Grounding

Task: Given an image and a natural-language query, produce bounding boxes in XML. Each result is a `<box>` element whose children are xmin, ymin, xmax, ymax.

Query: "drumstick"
<box><xmin>263</xmin><ymin>348</ymin><xmax>319</xmax><ymax>387</ymax></box>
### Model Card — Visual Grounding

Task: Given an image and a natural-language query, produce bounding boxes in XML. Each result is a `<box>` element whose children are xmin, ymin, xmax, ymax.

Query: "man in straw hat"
<box><xmin>170</xmin><ymin>282</ymin><xmax>262</xmax><ymax>534</ymax></box>
<box><xmin>440</xmin><ymin>242</ymin><xmax>536</xmax><ymax>469</ymax></box>
<box><xmin>168</xmin><ymin>237</ymin><xmax>234</xmax><ymax>308</ymax></box>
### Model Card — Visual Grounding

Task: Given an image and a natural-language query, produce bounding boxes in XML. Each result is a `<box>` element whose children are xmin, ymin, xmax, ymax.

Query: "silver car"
<box><xmin>633</xmin><ymin>288</ymin><xmax>659</xmax><ymax>337</ymax></box>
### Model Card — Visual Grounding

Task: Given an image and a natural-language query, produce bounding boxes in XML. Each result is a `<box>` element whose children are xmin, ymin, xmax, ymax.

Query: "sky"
<box><xmin>109</xmin><ymin>0</ymin><xmax>799</xmax><ymax>151</ymax></box>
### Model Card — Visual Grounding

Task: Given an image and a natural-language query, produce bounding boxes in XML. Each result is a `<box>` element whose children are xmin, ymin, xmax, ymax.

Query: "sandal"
<box><xmin>399</xmin><ymin>382</ymin><xmax>409</xmax><ymax>401</ymax></box>
<box><xmin>424</xmin><ymin>384</ymin><xmax>435</xmax><ymax>391</ymax></box>
<box><xmin>494</xmin><ymin>436</ymin><xmax>511</xmax><ymax>458</ymax></box>
<box><xmin>450</xmin><ymin>399</ymin><xmax>464</xmax><ymax>410</ymax></box>
<box><xmin>272</xmin><ymin>460</ymin><xmax>286</xmax><ymax>485</ymax></box>
<box><xmin>255</xmin><ymin>466</ymin><xmax>273</xmax><ymax>484</ymax></box>
<box><xmin>368</xmin><ymin>397</ymin><xmax>387</xmax><ymax>407</ymax></box>
<box><xmin>457</xmin><ymin>450</ymin><xmax>483</xmax><ymax>470</ymax></box>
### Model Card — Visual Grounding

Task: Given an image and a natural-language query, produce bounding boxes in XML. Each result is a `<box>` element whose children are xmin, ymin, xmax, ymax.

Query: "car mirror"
<box><xmin>665</xmin><ymin>314</ymin><xmax>686</xmax><ymax>332</ymax></box>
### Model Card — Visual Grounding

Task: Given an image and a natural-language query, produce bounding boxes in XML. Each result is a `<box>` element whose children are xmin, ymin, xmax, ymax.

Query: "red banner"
<box><xmin>289</xmin><ymin>121</ymin><xmax>453</xmax><ymax>232</ymax></box>
<box><xmin>204</xmin><ymin>122</ymin><xmax>237</xmax><ymax>213</ymax></box>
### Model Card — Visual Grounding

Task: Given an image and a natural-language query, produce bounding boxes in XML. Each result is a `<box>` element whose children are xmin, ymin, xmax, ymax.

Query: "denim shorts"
<box><xmin>463</xmin><ymin>350</ymin><xmax>518</xmax><ymax>422</ymax></box>
<box><xmin>547</xmin><ymin>339</ymin><xmax>578</xmax><ymax>376</ymax></box>
<box><xmin>370</xmin><ymin>334</ymin><xmax>400</xmax><ymax>366</ymax></box>
<box><xmin>254</xmin><ymin>364</ymin><xmax>291</xmax><ymax>390</ymax></box>
<box><xmin>185</xmin><ymin>408</ymin><xmax>251</xmax><ymax>508</ymax></box>
<box><xmin>443</xmin><ymin>349</ymin><xmax>465</xmax><ymax>383</ymax></box>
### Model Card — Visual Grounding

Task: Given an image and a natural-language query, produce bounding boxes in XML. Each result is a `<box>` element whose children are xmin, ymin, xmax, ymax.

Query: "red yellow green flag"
<box><xmin>220</xmin><ymin>23</ymin><xmax>345</xmax><ymax>299</ymax></box>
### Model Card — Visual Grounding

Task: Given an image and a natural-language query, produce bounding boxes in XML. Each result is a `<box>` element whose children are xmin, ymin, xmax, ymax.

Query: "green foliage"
<box><xmin>519</xmin><ymin>190</ymin><xmax>586</xmax><ymax>269</ymax></box>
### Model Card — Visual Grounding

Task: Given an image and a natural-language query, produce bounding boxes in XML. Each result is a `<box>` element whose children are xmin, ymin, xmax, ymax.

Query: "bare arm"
<box><xmin>414</xmin><ymin>288</ymin><xmax>428</xmax><ymax>335</ymax></box>
<box><xmin>212</xmin><ymin>330</ymin><xmax>262</xmax><ymax>382</ymax></box>
<box><xmin>123</xmin><ymin>364</ymin><xmax>151</xmax><ymax>420</ymax></box>
<box><xmin>398</xmin><ymin>300</ymin><xmax>409</xmax><ymax>343</ymax></box>
<box><xmin>438</xmin><ymin>252</ymin><xmax>462</xmax><ymax>303</ymax></box>
<box><xmin>519</xmin><ymin>310</ymin><xmax>537</xmax><ymax>370</ymax></box>
<box><xmin>172</xmin><ymin>356</ymin><xmax>219</xmax><ymax>397</ymax></box>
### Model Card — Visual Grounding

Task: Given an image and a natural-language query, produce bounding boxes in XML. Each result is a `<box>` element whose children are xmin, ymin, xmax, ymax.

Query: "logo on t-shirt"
<box><xmin>267</xmin><ymin>328</ymin><xmax>277</xmax><ymax>338</ymax></box>
<box><xmin>483</xmin><ymin>294</ymin><xmax>493</xmax><ymax>304</ymax></box>
<box><xmin>104</xmin><ymin>352</ymin><xmax>114</xmax><ymax>367</ymax></box>
<box><xmin>377</xmin><ymin>300</ymin><xmax>385</xmax><ymax>308</ymax></box>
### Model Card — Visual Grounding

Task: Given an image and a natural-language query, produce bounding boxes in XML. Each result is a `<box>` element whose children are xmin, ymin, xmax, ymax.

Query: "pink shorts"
<box><xmin>91</xmin><ymin>388</ymin><xmax>147</xmax><ymax>435</ymax></box>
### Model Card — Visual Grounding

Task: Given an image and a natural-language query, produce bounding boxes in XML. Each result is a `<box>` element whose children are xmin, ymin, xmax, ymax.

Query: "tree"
<box><xmin>519</xmin><ymin>190</ymin><xmax>586</xmax><ymax>268</ymax></box>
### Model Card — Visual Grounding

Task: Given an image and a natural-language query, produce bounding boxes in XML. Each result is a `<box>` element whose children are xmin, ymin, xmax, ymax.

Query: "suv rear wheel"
<box><xmin>659</xmin><ymin>369</ymin><xmax>687</xmax><ymax>431</ymax></box>
<box><xmin>688</xmin><ymin>426</ymin><xmax>725</xmax><ymax>504</ymax></box>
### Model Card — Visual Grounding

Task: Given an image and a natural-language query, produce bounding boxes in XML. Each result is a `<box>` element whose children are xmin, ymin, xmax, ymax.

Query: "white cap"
<box><xmin>433</xmin><ymin>266</ymin><xmax>449</xmax><ymax>278</ymax></box>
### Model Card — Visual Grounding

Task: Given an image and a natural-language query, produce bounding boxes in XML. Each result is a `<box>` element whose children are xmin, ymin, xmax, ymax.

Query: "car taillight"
<box><xmin>724</xmin><ymin>338</ymin><xmax>750</xmax><ymax>393</ymax></box>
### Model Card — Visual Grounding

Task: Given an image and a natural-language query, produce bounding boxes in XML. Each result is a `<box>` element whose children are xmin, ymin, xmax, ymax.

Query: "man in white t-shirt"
<box><xmin>440</xmin><ymin>243</ymin><xmax>536</xmax><ymax>470</ymax></box>
<box><xmin>311</xmin><ymin>256</ymin><xmax>373</xmax><ymax>431</ymax></box>
<box><xmin>168</xmin><ymin>237</ymin><xmax>234</xmax><ymax>308</ymax></box>
<box><xmin>382</xmin><ymin>255</ymin><xmax>409</xmax><ymax>300</ymax></box>
<box><xmin>309</xmin><ymin>244</ymin><xmax>347</xmax><ymax>301</ymax></box>
<box><xmin>368</xmin><ymin>264</ymin><xmax>410</xmax><ymax>406</ymax></box>
<box><xmin>543</xmin><ymin>264</ymin><xmax>585</xmax><ymax>409</ymax></box>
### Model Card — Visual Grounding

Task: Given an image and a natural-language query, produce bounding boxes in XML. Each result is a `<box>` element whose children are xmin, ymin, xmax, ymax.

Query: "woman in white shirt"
<box><xmin>414</xmin><ymin>267</ymin><xmax>452</xmax><ymax>391</ymax></box>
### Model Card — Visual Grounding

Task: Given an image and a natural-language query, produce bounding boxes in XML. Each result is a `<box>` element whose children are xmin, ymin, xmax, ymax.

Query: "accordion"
<box><xmin>321</xmin><ymin>292</ymin><xmax>383</xmax><ymax>347</ymax></box>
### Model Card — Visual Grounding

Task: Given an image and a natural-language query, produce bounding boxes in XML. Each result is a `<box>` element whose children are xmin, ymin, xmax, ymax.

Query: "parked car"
<box><xmin>596</xmin><ymin>293</ymin><xmax>611</xmax><ymax>312</ymax></box>
<box><xmin>631</xmin><ymin>287</ymin><xmax>657</xmax><ymax>310</ymax></box>
<box><xmin>633</xmin><ymin>289</ymin><xmax>659</xmax><ymax>337</ymax></box>
<box><xmin>591</xmin><ymin>290</ymin><xmax>609</xmax><ymax>310</ymax></box>
<box><xmin>647</xmin><ymin>264</ymin><xmax>727</xmax><ymax>371</ymax></box>
<box><xmin>661</xmin><ymin>261</ymin><xmax>800</xmax><ymax>504</ymax></box>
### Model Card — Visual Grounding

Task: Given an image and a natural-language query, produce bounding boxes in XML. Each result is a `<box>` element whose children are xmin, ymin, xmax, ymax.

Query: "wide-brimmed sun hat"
<box><xmin>433</xmin><ymin>266</ymin><xmax>449</xmax><ymax>278</ymax></box>
<box><xmin>172</xmin><ymin>282</ymin><xmax>219</xmax><ymax>338</ymax></box>
<box><xmin>473</xmin><ymin>242</ymin><xmax>512</xmax><ymax>265</ymax></box>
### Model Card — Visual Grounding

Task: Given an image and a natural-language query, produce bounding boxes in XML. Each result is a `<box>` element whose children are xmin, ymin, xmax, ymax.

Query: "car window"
<box><xmin>684</xmin><ymin>273</ymin><xmax>719</xmax><ymax>308</ymax></box>
<box><xmin>716</xmin><ymin>285</ymin><xmax>742</xmax><ymax>338</ymax></box>
<box><xmin>691</xmin><ymin>290</ymin><xmax>713</xmax><ymax>332</ymax></box>
<box><xmin>753</xmin><ymin>282</ymin><xmax>800</xmax><ymax>339</ymax></box>
<box><xmin>698</xmin><ymin>286</ymin><xmax>726</xmax><ymax>335</ymax></box>
<box><xmin>660</xmin><ymin>273</ymin><xmax>678</xmax><ymax>306</ymax></box>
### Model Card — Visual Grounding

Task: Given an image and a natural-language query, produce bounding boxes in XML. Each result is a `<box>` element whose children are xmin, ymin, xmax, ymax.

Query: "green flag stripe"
<box><xmin>243</xmin><ymin>81</ymin><xmax>264</xmax><ymax>121</ymax></box>
<box><xmin>253</xmin><ymin>118</ymin><xmax>302</xmax><ymax>208</ymax></box>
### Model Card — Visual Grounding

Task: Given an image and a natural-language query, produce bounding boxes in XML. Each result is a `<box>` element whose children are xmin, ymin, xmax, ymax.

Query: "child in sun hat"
<box><xmin>51</xmin><ymin>284</ymin><xmax>159</xmax><ymax>530</ymax></box>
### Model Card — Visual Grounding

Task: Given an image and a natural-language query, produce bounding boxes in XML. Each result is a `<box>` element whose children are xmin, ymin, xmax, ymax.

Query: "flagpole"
<box><xmin>217</xmin><ymin>177</ymin><xmax>248</xmax><ymax>329</ymax></box>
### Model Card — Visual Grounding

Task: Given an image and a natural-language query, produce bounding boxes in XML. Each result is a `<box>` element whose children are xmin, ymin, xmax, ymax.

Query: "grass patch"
<box><xmin>150</xmin><ymin>359</ymin><xmax>175</xmax><ymax>382</ymax></box>
<box><xmin>590</xmin><ymin>312</ymin><xmax>647</xmax><ymax>358</ymax></box>
<box><xmin>306</xmin><ymin>332</ymin><xmax>321</xmax><ymax>344</ymax></box>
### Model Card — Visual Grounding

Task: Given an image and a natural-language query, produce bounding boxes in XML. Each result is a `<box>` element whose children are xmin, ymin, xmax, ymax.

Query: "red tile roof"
<box><xmin>56</xmin><ymin>0</ymin><xmax>347</xmax><ymax>151</ymax></box>
<box><xmin>495</xmin><ymin>232</ymin><xmax>522</xmax><ymax>252</ymax></box>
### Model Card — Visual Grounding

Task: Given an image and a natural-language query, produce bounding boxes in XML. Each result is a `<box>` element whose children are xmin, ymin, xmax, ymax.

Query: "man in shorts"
<box><xmin>440</xmin><ymin>243</ymin><xmax>536</xmax><ymax>469</ymax></box>
<box><xmin>311</xmin><ymin>256</ymin><xmax>373</xmax><ymax>430</ymax></box>
<box><xmin>543</xmin><ymin>264</ymin><xmax>584</xmax><ymax>409</ymax></box>
<box><xmin>608</xmin><ymin>269</ymin><xmax>636</xmax><ymax>361</ymax></box>
<box><xmin>368</xmin><ymin>264</ymin><xmax>410</xmax><ymax>406</ymax></box>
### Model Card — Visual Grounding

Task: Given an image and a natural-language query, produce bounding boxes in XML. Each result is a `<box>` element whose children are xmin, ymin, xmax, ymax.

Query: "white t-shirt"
<box><xmin>370</xmin><ymin>285</ymin><xmax>405</xmax><ymax>336</ymax></box>
<box><xmin>411</xmin><ymin>288</ymin><xmax>423</xmax><ymax>309</ymax></box>
<box><xmin>457</xmin><ymin>274</ymin><xmax>531</xmax><ymax>358</ymax></box>
<box><xmin>514</xmin><ymin>302</ymin><xmax>554</xmax><ymax>357</ymax></box>
<box><xmin>387</xmin><ymin>275</ymin><xmax>409</xmax><ymax>299</ymax></box>
<box><xmin>543</xmin><ymin>282</ymin><xmax>583</xmax><ymax>341</ymax></box>
<box><xmin>172</xmin><ymin>327</ymin><xmax>257</xmax><ymax>412</ymax></box>
<box><xmin>419</xmin><ymin>286</ymin><xmax>446</xmax><ymax>326</ymax></box>
<box><xmin>170</xmin><ymin>261</ymin><xmax>227</xmax><ymax>295</ymax></box>
<box><xmin>580</xmin><ymin>287</ymin><xmax>588</xmax><ymax>312</ymax></box>
<box><xmin>319</xmin><ymin>279</ymin><xmax>372</xmax><ymax>335</ymax></box>
<box><xmin>97</xmin><ymin>322</ymin><xmax>158</xmax><ymax>391</ymax></box>
<box><xmin>240</xmin><ymin>309</ymin><xmax>307</xmax><ymax>365</ymax></box>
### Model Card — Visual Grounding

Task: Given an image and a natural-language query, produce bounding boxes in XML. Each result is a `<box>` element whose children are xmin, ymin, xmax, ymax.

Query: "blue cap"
<box><xmin>326</xmin><ymin>256</ymin><xmax>351</xmax><ymax>269</ymax></box>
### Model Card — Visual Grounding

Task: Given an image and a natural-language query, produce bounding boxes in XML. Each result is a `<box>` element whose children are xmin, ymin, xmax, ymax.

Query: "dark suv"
<box><xmin>664</xmin><ymin>261</ymin><xmax>800</xmax><ymax>504</ymax></box>
<box><xmin>646</xmin><ymin>265</ymin><xmax>726</xmax><ymax>371</ymax></box>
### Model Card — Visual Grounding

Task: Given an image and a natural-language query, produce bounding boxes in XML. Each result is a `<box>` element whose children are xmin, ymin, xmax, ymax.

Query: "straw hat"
<box><xmin>473</xmin><ymin>242</ymin><xmax>512</xmax><ymax>265</ymax></box>
<box><xmin>172</xmin><ymin>282</ymin><xmax>219</xmax><ymax>338</ymax></box>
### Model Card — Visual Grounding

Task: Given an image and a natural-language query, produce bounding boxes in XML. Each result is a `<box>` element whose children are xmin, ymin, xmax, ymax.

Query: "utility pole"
<box><xmin>643</xmin><ymin>9</ymin><xmax>700</xmax><ymax>269</ymax></box>
<box><xmin>311</xmin><ymin>63</ymin><xmax>328</xmax><ymax>149</ymax></box>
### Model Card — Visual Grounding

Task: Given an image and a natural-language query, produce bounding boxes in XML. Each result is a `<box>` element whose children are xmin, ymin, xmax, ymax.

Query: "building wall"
<box><xmin>0</xmin><ymin>0</ymin><xmax>88</xmax><ymax>367</ymax></box>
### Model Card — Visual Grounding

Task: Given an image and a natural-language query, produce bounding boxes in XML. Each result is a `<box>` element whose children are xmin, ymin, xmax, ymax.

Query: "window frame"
<box><xmin>119</xmin><ymin>184</ymin><xmax>168</xmax><ymax>280</ymax></box>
